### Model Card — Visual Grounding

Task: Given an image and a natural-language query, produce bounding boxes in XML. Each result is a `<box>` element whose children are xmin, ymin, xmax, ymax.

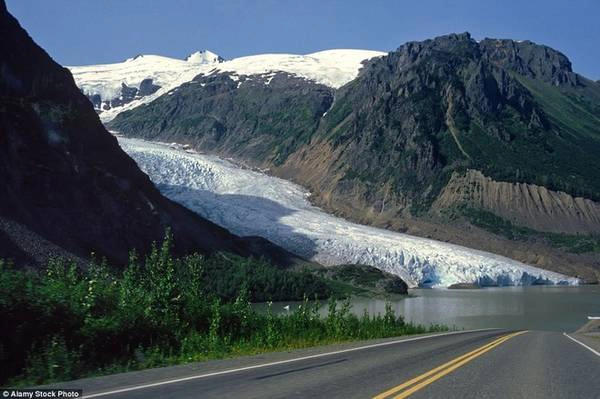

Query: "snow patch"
<box><xmin>185</xmin><ymin>50</ymin><xmax>222</xmax><ymax>64</ymax></box>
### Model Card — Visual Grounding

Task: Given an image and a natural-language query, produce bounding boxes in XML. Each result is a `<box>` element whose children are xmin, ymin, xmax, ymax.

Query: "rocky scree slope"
<box><xmin>0</xmin><ymin>1</ymin><xmax>299</xmax><ymax>268</ymax></box>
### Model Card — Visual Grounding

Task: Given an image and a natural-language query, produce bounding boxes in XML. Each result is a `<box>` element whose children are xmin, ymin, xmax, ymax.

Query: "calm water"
<box><xmin>257</xmin><ymin>285</ymin><xmax>600</xmax><ymax>332</ymax></box>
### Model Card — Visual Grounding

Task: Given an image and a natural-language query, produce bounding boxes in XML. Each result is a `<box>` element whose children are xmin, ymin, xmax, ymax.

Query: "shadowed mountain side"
<box><xmin>0</xmin><ymin>1</ymin><xmax>302</xmax><ymax>269</ymax></box>
<box><xmin>0</xmin><ymin>220</ymin><xmax>33</xmax><ymax>266</ymax></box>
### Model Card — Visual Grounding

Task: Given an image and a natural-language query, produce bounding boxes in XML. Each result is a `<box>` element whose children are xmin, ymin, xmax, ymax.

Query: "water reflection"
<box><xmin>256</xmin><ymin>285</ymin><xmax>600</xmax><ymax>332</ymax></box>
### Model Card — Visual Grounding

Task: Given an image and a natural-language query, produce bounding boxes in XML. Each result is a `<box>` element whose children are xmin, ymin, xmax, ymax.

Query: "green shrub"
<box><xmin>0</xmin><ymin>232</ymin><xmax>446</xmax><ymax>385</ymax></box>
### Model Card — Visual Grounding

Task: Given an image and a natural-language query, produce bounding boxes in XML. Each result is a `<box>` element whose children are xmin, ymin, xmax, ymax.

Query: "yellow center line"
<box><xmin>373</xmin><ymin>331</ymin><xmax>528</xmax><ymax>399</ymax></box>
<box><xmin>392</xmin><ymin>331</ymin><xmax>527</xmax><ymax>398</ymax></box>
<box><xmin>372</xmin><ymin>332</ymin><xmax>516</xmax><ymax>399</ymax></box>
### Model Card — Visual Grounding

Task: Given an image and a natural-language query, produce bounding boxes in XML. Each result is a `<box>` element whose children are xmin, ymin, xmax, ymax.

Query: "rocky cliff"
<box><xmin>284</xmin><ymin>33</ymin><xmax>599</xmax><ymax>208</ymax></box>
<box><xmin>478</xmin><ymin>38</ymin><xmax>581</xmax><ymax>87</ymax></box>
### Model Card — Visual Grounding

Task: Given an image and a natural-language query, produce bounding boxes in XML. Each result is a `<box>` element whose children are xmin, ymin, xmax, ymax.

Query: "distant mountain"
<box><xmin>106</xmin><ymin>33</ymin><xmax>600</xmax><ymax>282</ymax></box>
<box><xmin>68</xmin><ymin>49</ymin><xmax>385</xmax><ymax>123</ymax></box>
<box><xmin>102</xmin><ymin>50</ymin><xmax>384</xmax><ymax>166</ymax></box>
<box><xmin>68</xmin><ymin>50</ymin><xmax>223</xmax><ymax>122</ymax></box>
<box><xmin>0</xmin><ymin>1</ymin><xmax>299</xmax><ymax>267</ymax></box>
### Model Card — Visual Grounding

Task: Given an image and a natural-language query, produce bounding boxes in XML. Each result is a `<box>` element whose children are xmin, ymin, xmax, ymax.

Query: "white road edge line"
<box><xmin>81</xmin><ymin>328</ymin><xmax>499</xmax><ymax>398</ymax></box>
<box><xmin>563</xmin><ymin>332</ymin><xmax>600</xmax><ymax>357</ymax></box>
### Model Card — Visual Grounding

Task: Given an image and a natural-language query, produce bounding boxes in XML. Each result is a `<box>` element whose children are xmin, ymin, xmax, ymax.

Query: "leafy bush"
<box><xmin>0</xmin><ymin>232</ymin><xmax>445</xmax><ymax>385</ymax></box>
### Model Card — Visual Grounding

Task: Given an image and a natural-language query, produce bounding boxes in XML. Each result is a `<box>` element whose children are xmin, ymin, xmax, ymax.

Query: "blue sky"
<box><xmin>7</xmin><ymin>0</ymin><xmax>600</xmax><ymax>79</ymax></box>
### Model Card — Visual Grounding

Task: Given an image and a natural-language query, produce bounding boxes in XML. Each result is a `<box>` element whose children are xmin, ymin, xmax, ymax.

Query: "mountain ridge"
<box><xmin>68</xmin><ymin>50</ymin><xmax>224</xmax><ymax>120</ymax></box>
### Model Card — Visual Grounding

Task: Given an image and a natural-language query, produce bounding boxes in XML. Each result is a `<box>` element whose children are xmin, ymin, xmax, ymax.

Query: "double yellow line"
<box><xmin>373</xmin><ymin>331</ymin><xmax>528</xmax><ymax>399</ymax></box>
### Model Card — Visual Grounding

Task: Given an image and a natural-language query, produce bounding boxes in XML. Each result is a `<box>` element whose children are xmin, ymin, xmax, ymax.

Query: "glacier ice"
<box><xmin>119</xmin><ymin>138</ymin><xmax>579</xmax><ymax>288</ymax></box>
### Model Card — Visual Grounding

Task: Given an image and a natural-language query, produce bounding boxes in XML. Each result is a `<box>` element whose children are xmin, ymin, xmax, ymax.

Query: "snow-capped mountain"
<box><xmin>204</xmin><ymin>49</ymin><xmax>386</xmax><ymax>88</ymax></box>
<box><xmin>68</xmin><ymin>49</ymin><xmax>385</xmax><ymax>122</ymax></box>
<box><xmin>118</xmin><ymin>137</ymin><xmax>578</xmax><ymax>288</ymax></box>
<box><xmin>68</xmin><ymin>50</ymin><xmax>223</xmax><ymax>122</ymax></box>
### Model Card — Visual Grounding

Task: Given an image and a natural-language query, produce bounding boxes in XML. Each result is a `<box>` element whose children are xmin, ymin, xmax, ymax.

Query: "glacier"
<box><xmin>119</xmin><ymin>138</ymin><xmax>579</xmax><ymax>288</ymax></box>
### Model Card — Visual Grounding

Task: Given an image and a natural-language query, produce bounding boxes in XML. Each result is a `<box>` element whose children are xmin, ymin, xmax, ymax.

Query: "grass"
<box><xmin>0</xmin><ymin>231</ymin><xmax>446</xmax><ymax>386</ymax></box>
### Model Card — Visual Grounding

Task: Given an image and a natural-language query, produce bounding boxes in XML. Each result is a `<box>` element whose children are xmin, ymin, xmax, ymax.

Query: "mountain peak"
<box><xmin>391</xmin><ymin>33</ymin><xmax>580</xmax><ymax>88</ymax></box>
<box><xmin>124</xmin><ymin>53</ymin><xmax>148</xmax><ymax>62</ymax></box>
<box><xmin>185</xmin><ymin>50</ymin><xmax>223</xmax><ymax>64</ymax></box>
<box><xmin>479</xmin><ymin>37</ymin><xmax>578</xmax><ymax>86</ymax></box>
<box><xmin>443</xmin><ymin>31</ymin><xmax>473</xmax><ymax>41</ymax></box>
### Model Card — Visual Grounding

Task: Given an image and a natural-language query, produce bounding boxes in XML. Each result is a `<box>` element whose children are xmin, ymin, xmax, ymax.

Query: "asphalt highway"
<box><xmin>53</xmin><ymin>329</ymin><xmax>599</xmax><ymax>399</ymax></box>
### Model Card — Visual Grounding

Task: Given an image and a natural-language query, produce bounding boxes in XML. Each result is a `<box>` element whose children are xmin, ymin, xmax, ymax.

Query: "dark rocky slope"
<box><xmin>109</xmin><ymin>33</ymin><xmax>600</xmax><ymax>281</ymax></box>
<box><xmin>0</xmin><ymin>1</ymin><xmax>299</xmax><ymax>267</ymax></box>
<box><xmin>109</xmin><ymin>72</ymin><xmax>334</xmax><ymax>165</ymax></box>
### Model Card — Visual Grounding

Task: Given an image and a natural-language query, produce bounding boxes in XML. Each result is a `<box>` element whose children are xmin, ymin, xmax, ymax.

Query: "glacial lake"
<box><xmin>256</xmin><ymin>285</ymin><xmax>600</xmax><ymax>332</ymax></box>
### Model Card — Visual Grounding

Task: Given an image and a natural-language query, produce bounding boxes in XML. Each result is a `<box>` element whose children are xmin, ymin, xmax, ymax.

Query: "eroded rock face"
<box><xmin>434</xmin><ymin>170</ymin><xmax>600</xmax><ymax>234</ymax></box>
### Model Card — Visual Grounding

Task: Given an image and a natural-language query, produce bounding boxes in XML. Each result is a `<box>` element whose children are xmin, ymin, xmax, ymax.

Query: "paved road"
<box><xmin>64</xmin><ymin>329</ymin><xmax>598</xmax><ymax>399</ymax></box>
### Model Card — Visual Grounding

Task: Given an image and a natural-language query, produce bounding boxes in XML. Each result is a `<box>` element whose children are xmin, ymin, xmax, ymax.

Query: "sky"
<box><xmin>6</xmin><ymin>0</ymin><xmax>600</xmax><ymax>80</ymax></box>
